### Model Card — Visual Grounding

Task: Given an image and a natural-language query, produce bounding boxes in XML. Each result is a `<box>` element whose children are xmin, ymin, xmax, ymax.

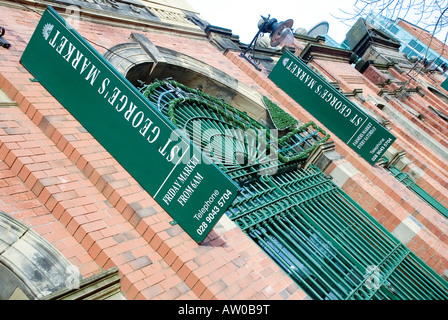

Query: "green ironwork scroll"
<box><xmin>142</xmin><ymin>80</ymin><xmax>330</xmax><ymax>183</ymax></box>
<box><xmin>143</xmin><ymin>79</ymin><xmax>448</xmax><ymax>300</ymax></box>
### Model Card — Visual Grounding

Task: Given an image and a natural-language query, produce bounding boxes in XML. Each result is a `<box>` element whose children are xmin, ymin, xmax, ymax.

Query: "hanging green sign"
<box><xmin>20</xmin><ymin>6</ymin><xmax>238</xmax><ymax>243</ymax></box>
<box><xmin>442</xmin><ymin>78</ymin><xmax>448</xmax><ymax>92</ymax></box>
<box><xmin>269</xmin><ymin>50</ymin><xmax>396</xmax><ymax>165</ymax></box>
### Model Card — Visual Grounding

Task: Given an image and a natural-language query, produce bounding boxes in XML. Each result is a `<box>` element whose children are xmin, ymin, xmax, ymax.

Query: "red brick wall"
<box><xmin>363</xmin><ymin>65</ymin><xmax>390</xmax><ymax>86</ymax></box>
<box><xmin>0</xmin><ymin>159</ymin><xmax>101</xmax><ymax>278</ymax></box>
<box><xmin>0</xmin><ymin>6</ymin><xmax>307</xmax><ymax>300</ymax></box>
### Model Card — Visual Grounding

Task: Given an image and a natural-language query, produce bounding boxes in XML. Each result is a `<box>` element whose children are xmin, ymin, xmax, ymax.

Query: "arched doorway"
<box><xmin>104</xmin><ymin>33</ymin><xmax>268</xmax><ymax>124</ymax></box>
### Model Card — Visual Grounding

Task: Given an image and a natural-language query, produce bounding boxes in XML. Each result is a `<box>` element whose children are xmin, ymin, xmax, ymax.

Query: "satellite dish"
<box><xmin>269</xmin><ymin>19</ymin><xmax>294</xmax><ymax>47</ymax></box>
<box><xmin>307</xmin><ymin>21</ymin><xmax>329</xmax><ymax>38</ymax></box>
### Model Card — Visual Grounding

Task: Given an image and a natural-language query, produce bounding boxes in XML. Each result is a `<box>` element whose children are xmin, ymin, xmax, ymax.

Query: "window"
<box><xmin>402</xmin><ymin>47</ymin><xmax>417</xmax><ymax>58</ymax></box>
<box><xmin>389</xmin><ymin>25</ymin><xmax>399</xmax><ymax>34</ymax></box>
<box><xmin>408</xmin><ymin>40</ymin><xmax>418</xmax><ymax>48</ymax></box>
<box><xmin>415</xmin><ymin>43</ymin><xmax>425</xmax><ymax>54</ymax></box>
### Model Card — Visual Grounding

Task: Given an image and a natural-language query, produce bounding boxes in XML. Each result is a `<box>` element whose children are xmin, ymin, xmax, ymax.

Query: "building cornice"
<box><xmin>299</xmin><ymin>42</ymin><xmax>353</xmax><ymax>63</ymax></box>
<box><xmin>0</xmin><ymin>0</ymin><xmax>206</xmax><ymax>39</ymax></box>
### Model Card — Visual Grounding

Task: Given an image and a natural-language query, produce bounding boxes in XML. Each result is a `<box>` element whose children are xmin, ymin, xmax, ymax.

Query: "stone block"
<box><xmin>329</xmin><ymin>161</ymin><xmax>360</xmax><ymax>188</ymax></box>
<box><xmin>391</xmin><ymin>215</ymin><xmax>424</xmax><ymax>245</ymax></box>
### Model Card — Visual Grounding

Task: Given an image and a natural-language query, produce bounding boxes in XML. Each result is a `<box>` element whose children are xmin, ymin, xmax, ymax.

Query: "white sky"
<box><xmin>186</xmin><ymin>0</ymin><xmax>365</xmax><ymax>44</ymax></box>
<box><xmin>185</xmin><ymin>0</ymin><xmax>447</xmax><ymax>45</ymax></box>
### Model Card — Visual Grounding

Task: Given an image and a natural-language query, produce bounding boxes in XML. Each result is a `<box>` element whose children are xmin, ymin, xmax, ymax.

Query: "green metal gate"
<box><xmin>228</xmin><ymin>166</ymin><xmax>447</xmax><ymax>300</ymax></box>
<box><xmin>142</xmin><ymin>80</ymin><xmax>448</xmax><ymax>300</ymax></box>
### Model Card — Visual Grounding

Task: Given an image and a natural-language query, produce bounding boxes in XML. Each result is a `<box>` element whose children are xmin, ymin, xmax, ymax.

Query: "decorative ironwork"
<box><xmin>142</xmin><ymin>80</ymin><xmax>329</xmax><ymax>183</ymax></box>
<box><xmin>229</xmin><ymin>165</ymin><xmax>448</xmax><ymax>300</ymax></box>
<box><xmin>142</xmin><ymin>79</ymin><xmax>448</xmax><ymax>300</ymax></box>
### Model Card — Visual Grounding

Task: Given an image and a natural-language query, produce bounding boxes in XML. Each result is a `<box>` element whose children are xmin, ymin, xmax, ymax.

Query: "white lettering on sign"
<box><xmin>284</xmin><ymin>59</ymin><xmax>367</xmax><ymax>128</ymax></box>
<box><xmin>162</xmin><ymin>154</ymin><xmax>201</xmax><ymax>206</ymax></box>
<box><xmin>44</xmin><ymin>25</ymin><xmax>187</xmax><ymax>165</ymax></box>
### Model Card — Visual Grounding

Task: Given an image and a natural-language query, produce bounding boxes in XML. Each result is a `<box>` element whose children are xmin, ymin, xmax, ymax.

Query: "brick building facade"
<box><xmin>0</xmin><ymin>0</ymin><xmax>447</xmax><ymax>300</ymax></box>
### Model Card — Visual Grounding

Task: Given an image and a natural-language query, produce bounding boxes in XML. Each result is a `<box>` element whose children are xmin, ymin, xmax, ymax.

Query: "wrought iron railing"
<box><xmin>388</xmin><ymin>164</ymin><xmax>448</xmax><ymax>219</ymax></box>
<box><xmin>142</xmin><ymin>79</ymin><xmax>448</xmax><ymax>300</ymax></box>
<box><xmin>228</xmin><ymin>165</ymin><xmax>448</xmax><ymax>300</ymax></box>
<box><xmin>142</xmin><ymin>80</ymin><xmax>329</xmax><ymax>183</ymax></box>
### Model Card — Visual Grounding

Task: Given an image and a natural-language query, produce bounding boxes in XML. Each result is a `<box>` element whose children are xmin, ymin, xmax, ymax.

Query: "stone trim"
<box><xmin>105</xmin><ymin>34</ymin><xmax>269</xmax><ymax>123</ymax></box>
<box><xmin>43</xmin><ymin>267</ymin><xmax>124</xmax><ymax>300</ymax></box>
<box><xmin>0</xmin><ymin>211</ymin><xmax>80</xmax><ymax>300</ymax></box>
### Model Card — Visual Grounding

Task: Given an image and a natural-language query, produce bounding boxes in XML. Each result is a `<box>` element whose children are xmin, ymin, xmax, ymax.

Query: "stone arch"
<box><xmin>104</xmin><ymin>41</ymin><xmax>154</xmax><ymax>86</ymax></box>
<box><xmin>103</xmin><ymin>33</ymin><xmax>269</xmax><ymax>123</ymax></box>
<box><xmin>0</xmin><ymin>212</ymin><xmax>81</xmax><ymax>300</ymax></box>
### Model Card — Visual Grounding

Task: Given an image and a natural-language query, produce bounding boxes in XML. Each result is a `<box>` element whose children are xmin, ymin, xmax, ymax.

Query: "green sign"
<box><xmin>269</xmin><ymin>50</ymin><xmax>396</xmax><ymax>165</ymax></box>
<box><xmin>442</xmin><ymin>78</ymin><xmax>448</xmax><ymax>92</ymax></box>
<box><xmin>20</xmin><ymin>6</ymin><xmax>238</xmax><ymax>243</ymax></box>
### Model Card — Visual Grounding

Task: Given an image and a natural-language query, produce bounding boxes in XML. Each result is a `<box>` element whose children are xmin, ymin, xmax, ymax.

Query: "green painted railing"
<box><xmin>142</xmin><ymin>80</ymin><xmax>329</xmax><ymax>183</ymax></box>
<box><xmin>228</xmin><ymin>166</ymin><xmax>448</xmax><ymax>300</ymax></box>
<box><xmin>142</xmin><ymin>80</ymin><xmax>448</xmax><ymax>300</ymax></box>
<box><xmin>388</xmin><ymin>165</ymin><xmax>448</xmax><ymax>219</ymax></box>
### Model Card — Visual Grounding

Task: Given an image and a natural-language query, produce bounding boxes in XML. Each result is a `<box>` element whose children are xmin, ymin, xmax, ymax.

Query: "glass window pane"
<box><xmin>415</xmin><ymin>43</ymin><xmax>425</xmax><ymax>53</ymax></box>
<box><xmin>390</xmin><ymin>25</ymin><xmax>399</xmax><ymax>34</ymax></box>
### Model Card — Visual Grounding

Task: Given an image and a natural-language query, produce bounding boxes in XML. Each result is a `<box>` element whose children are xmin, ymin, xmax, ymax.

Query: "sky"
<box><xmin>185</xmin><ymin>0</ymin><xmax>447</xmax><ymax>45</ymax></box>
<box><xmin>185</xmin><ymin>0</ymin><xmax>365</xmax><ymax>44</ymax></box>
